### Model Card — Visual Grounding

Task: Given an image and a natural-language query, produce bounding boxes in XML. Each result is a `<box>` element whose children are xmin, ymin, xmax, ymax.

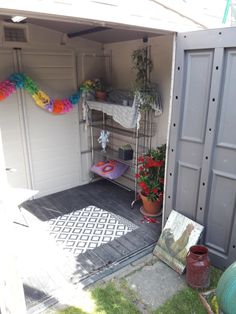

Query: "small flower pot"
<box><xmin>95</xmin><ymin>91</ymin><xmax>107</xmax><ymax>101</ymax></box>
<box><xmin>140</xmin><ymin>192</ymin><xmax>163</xmax><ymax>217</ymax></box>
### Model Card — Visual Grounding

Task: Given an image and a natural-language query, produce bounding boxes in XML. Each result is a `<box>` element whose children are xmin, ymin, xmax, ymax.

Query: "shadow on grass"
<box><xmin>57</xmin><ymin>267</ymin><xmax>222</xmax><ymax>314</ymax></box>
<box><xmin>56</xmin><ymin>281</ymin><xmax>140</xmax><ymax>314</ymax></box>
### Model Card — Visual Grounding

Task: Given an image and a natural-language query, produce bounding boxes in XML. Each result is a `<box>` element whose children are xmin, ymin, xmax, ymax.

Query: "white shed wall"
<box><xmin>0</xmin><ymin>22</ymin><xmax>174</xmax><ymax>196</ymax></box>
<box><xmin>0</xmin><ymin>24</ymin><xmax>103</xmax><ymax>196</ymax></box>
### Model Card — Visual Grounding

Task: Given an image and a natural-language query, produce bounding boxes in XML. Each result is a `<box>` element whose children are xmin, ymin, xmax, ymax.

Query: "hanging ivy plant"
<box><xmin>132</xmin><ymin>47</ymin><xmax>153</xmax><ymax>89</ymax></box>
<box><xmin>131</xmin><ymin>47</ymin><xmax>155</xmax><ymax>111</ymax></box>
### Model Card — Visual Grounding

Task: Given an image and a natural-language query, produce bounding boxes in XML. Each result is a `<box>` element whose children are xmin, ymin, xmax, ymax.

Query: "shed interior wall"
<box><xmin>0</xmin><ymin>22</ymin><xmax>173</xmax><ymax>196</ymax></box>
<box><xmin>104</xmin><ymin>34</ymin><xmax>173</xmax><ymax>146</ymax></box>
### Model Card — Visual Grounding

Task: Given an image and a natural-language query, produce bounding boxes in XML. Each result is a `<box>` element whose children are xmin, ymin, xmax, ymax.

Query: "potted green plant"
<box><xmin>93</xmin><ymin>78</ymin><xmax>108</xmax><ymax>101</ymax></box>
<box><xmin>80</xmin><ymin>79</ymin><xmax>94</xmax><ymax>93</ymax></box>
<box><xmin>79</xmin><ymin>79</ymin><xmax>95</xmax><ymax>99</ymax></box>
<box><xmin>136</xmin><ymin>144</ymin><xmax>166</xmax><ymax>216</ymax></box>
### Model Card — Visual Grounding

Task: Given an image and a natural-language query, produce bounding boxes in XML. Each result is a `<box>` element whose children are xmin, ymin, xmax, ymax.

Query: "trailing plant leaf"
<box><xmin>131</xmin><ymin>48</ymin><xmax>153</xmax><ymax>89</ymax></box>
<box><xmin>131</xmin><ymin>47</ymin><xmax>154</xmax><ymax>111</ymax></box>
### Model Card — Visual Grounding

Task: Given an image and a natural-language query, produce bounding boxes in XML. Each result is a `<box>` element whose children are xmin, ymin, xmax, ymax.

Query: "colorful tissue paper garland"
<box><xmin>0</xmin><ymin>73</ymin><xmax>81</xmax><ymax>114</ymax></box>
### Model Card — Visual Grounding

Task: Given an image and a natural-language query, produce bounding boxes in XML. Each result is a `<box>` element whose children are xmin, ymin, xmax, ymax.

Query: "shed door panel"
<box><xmin>20</xmin><ymin>49</ymin><xmax>80</xmax><ymax>197</ymax></box>
<box><xmin>165</xmin><ymin>28</ymin><xmax>236</xmax><ymax>269</ymax></box>
<box><xmin>174</xmin><ymin>50</ymin><xmax>213</xmax><ymax>219</ymax></box>
<box><xmin>0</xmin><ymin>49</ymin><xmax>29</xmax><ymax>188</ymax></box>
<box><xmin>205</xmin><ymin>48</ymin><xmax>236</xmax><ymax>266</ymax></box>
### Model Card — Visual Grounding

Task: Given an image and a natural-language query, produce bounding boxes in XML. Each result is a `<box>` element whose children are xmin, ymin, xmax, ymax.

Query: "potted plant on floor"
<box><xmin>136</xmin><ymin>144</ymin><xmax>166</xmax><ymax>216</ymax></box>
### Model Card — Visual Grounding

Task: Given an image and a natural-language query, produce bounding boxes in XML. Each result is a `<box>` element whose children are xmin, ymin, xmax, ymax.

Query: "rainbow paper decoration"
<box><xmin>0</xmin><ymin>73</ymin><xmax>81</xmax><ymax>114</ymax></box>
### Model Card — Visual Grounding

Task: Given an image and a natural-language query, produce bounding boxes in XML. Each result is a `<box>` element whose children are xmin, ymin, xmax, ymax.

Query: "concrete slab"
<box><xmin>125</xmin><ymin>257</ymin><xmax>186</xmax><ymax>309</ymax></box>
<box><xmin>102</xmin><ymin>253</ymin><xmax>155</xmax><ymax>282</ymax></box>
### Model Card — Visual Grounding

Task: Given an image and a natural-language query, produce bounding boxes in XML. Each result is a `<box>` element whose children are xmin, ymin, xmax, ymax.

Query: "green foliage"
<box><xmin>211</xmin><ymin>296</ymin><xmax>219</xmax><ymax>314</ymax></box>
<box><xmin>55</xmin><ymin>267</ymin><xmax>222</xmax><ymax>314</ymax></box>
<box><xmin>57</xmin><ymin>307</ymin><xmax>88</xmax><ymax>314</ymax></box>
<box><xmin>93</xmin><ymin>78</ymin><xmax>108</xmax><ymax>92</ymax></box>
<box><xmin>131</xmin><ymin>47</ymin><xmax>155</xmax><ymax>111</ymax></box>
<box><xmin>120</xmin><ymin>144</ymin><xmax>133</xmax><ymax>150</ymax></box>
<box><xmin>55</xmin><ymin>281</ymin><xmax>140</xmax><ymax>314</ymax></box>
<box><xmin>137</xmin><ymin>144</ymin><xmax>166</xmax><ymax>201</ymax></box>
<box><xmin>153</xmin><ymin>287</ymin><xmax>206</xmax><ymax>314</ymax></box>
<box><xmin>131</xmin><ymin>47</ymin><xmax>153</xmax><ymax>89</ymax></box>
<box><xmin>80</xmin><ymin>80</ymin><xmax>95</xmax><ymax>93</ymax></box>
<box><xmin>91</xmin><ymin>282</ymin><xmax>140</xmax><ymax>314</ymax></box>
<box><xmin>153</xmin><ymin>267</ymin><xmax>223</xmax><ymax>314</ymax></box>
<box><xmin>79</xmin><ymin>78</ymin><xmax>108</xmax><ymax>93</ymax></box>
<box><xmin>209</xmin><ymin>267</ymin><xmax>222</xmax><ymax>289</ymax></box>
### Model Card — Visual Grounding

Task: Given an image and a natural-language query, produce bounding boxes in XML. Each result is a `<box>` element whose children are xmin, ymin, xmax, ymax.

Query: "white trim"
<box><xmin>151</xmin><ymin>0</ymin><xmax>209</xmax><ymax>29</ymax></box>
<box><xmin>0</xmin><ymin>129</ymin><xmax>7</xmax><ymax>191</ymax></box>
<box><xmin>73</xmin><ymin>49</ymin><xmax>83</xmax><ymax>186</ymax></box>
<box><xmin>162</xmin><ymin>33</ymin><xmax>176</xmax><ymax>229</ymax></box>
<box><xmin>0</xmin><ymin>1</ymin><xmax>205</xmax><ymax>33</ymax></box>
<box><xmin>13</xmin><ymin>50</ymin><xmax>35</xmax><ymax>190</ymax></box>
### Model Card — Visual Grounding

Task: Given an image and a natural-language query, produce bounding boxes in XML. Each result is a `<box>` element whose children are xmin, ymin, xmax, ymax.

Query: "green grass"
<box><xmin>153</xmin><ymin>267</ymin><xmax>222</xmax><ymax>314</ymax></box>
<box><xmin>56</xmin><ymin>267</ymin><xmax>222</xmax><ymax>314</ymax></box>
<box><xmin>57</xmin><ymin>307</ymin><xmax>88</xmax><ymax>314</ymax></box>
<box><xmin>56</xmin><ymin>281</ymin><xmax>140</xmax><ymax>314</ymax></box>
<box><xmin>91</xmin><ymin>281</ymin><xmax>140</xmax><ymax>314</ymax></box>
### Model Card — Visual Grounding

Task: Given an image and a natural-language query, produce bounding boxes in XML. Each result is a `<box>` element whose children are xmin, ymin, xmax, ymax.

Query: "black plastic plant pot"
<box><xmin>118</xmin><ymin>148</ymin><xmax>133</xmax><ymax>160</ymax></box>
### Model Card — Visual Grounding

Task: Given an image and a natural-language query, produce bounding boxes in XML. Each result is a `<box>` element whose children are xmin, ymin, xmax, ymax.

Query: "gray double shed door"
<box><xmin>165</xmin><ymin>27</ymin><xmax>236</xmax><ymax>269</ymax></box>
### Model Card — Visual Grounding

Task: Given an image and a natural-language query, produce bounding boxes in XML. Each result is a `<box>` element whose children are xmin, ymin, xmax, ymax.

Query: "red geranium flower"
<box><xmin>152</xmin><ymin>187</ymin><xmax>158</xmax><ymax>194</ymax></box>
<box><xmin>136</xmin><ymin>144</ymin><xmax>166</xmax><ymax>201</ymax></box>
<box><xmin>138</xmin><ymin>156</ymin><xmax>145</xmax><ymax>163</ymax></box>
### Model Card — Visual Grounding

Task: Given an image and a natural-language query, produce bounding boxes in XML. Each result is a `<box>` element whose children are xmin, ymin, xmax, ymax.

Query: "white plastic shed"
<box><xmin>0</xmin><ymin>1</ymin><xmax>235</xmax><ymax>312</ymax></box>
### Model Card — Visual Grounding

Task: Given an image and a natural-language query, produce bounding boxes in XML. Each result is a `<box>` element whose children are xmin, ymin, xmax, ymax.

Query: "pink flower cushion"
<box><xmin>91</xmin><ymin>160</ymin><xmax>129</xmax><ymax>180</ymax></box>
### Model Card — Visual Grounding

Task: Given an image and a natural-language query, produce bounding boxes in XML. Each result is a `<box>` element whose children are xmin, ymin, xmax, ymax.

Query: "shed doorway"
<box><xmin>0</xmin><ymin>14</ymin><xmax>174</xmax><ymax>313</ymax></box>
<box><xmin>1</xmin><ymin>10</ymin><xmax>236</xmax><ymax>311</ymax></box>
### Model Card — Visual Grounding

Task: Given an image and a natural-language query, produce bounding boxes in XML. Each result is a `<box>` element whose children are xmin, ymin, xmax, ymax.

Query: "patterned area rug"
<box><xmin>46</xmin><ymin>205</ymin><xmax>137</xmax><ymax>256</ymax></box>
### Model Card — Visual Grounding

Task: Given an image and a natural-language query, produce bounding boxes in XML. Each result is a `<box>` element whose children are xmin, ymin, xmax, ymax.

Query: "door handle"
<box><xmin>5</xmin><ymin>168</ymin><xmax>17</xmax><ymax>172</ymax></box>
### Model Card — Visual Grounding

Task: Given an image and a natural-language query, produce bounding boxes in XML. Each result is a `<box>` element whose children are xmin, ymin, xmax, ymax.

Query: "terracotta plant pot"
<box><xmin>140</xmin><ymin>192</ymin><xmax>163</xmax><ymax>217</ymax></box>
<box><xmin>95</xmin><ymin>91</ymin><xmax>107</xmax><ymax>101</ymax></box>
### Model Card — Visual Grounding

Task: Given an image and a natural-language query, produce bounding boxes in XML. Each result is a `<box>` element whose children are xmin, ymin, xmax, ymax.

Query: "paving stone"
<box><xmin>125</xmin><ymin>258</ymin><xmax>186</xmax><ymax>309</ymax></box>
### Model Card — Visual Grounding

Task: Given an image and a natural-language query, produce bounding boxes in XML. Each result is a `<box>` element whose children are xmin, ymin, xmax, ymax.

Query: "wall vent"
<box><xmin>4</xmin><ymin>26</ymin><xmax>27</xmax><ymax>42</ymax></box>
<box><xmin>2</xmin><ymin>23</ymin><xmax>29</xmax><ymax>46</ymax></box>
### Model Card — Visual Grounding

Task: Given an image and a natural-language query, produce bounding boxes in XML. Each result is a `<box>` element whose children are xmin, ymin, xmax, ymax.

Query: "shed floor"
<box><xmin>18</xmin><ymin>180</ymin><xmax>161</xmax><ymax>313</ymax></box>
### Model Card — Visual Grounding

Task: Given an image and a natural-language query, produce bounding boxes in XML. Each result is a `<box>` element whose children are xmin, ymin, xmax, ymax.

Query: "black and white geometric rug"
<box><xmin>46</xmin><ymin>205</ymin><xmax>138</xmax><ymax>256</ymax></box>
